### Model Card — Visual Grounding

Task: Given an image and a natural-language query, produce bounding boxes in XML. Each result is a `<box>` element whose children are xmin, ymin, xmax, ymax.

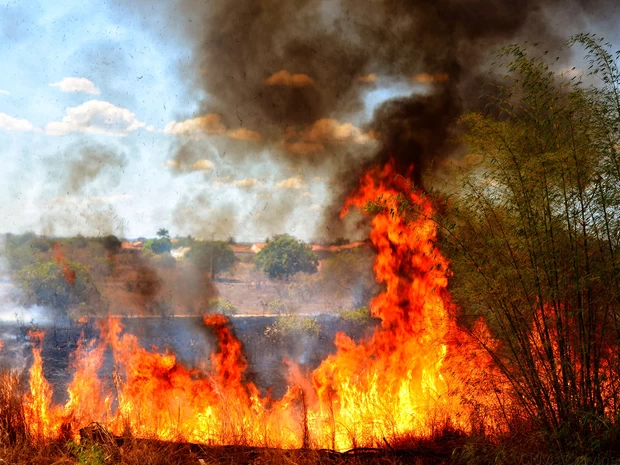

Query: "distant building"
<box><xmin>121</xmin><ymin>241</ymin><xmax>143</xmax><ymax>251</ymax></box>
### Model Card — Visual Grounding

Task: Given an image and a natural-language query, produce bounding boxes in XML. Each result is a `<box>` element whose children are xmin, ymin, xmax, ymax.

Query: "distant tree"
<box><xmin>14</xmin><ymin>260</ymin><xmax>99</xmax><ymax>314</ymax></box>
<box><xmin>172</xmin><ymin>235</ymin><xmax>193</xmax><ymax>247</ymax></box>
<box><xmin>254</xmin><ymin>234</ymin><xmax>318</xmax><ymax>281</ymax></box>
<box><xmin>5</xmin><ymin>241</ymin><xmax>40</xmax><ymax>272</ymax></box>
<box><xmin>72</xmin><ymin>234</ymin><xmax>88</xmax><ymax>249</ymax></box>
<box><xmin>143</xmin><ymin>238</ymin><xmax>172</xmax><ymax>254</ymax></box>
<box><xmin>28</xmin><ymin>237</ymin><xmax>51</xmax><ymax>253</ymax></box>
<box><xmin>226</xmin><ymin>236</ymin><xmax>236</xmax><ymax>245</ymax></box>
<box><xmin>156</xmin><ymin>228</ymin><xmax>170</xmax><ymax>239</ymax></box>
<box><xmin>6</xmin><ymin>232</ymin><xmax>36</xmax><ymax>247</ymax></box>
<box><xmin>187</xmin><ymin>241</ymin><xmax>238</xmax><ymax>279</ymax></box>
<box><xmin>207</xmin><ymin>298</ymin><xmax>237</xmax><ymax>316</ymax></box>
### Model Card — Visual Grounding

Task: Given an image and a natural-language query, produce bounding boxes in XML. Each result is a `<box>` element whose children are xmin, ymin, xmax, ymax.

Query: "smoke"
<box><xmin>111</xmin><ymin>0</ymin><xmax>616</xmax><ymax>238</ymax></box>
<box><xmin>61</xmin><ymin>143</ymin><xmax>127</xmax><ymax>193</ymax></box>
<box><xmin>37</xmin><ymin>142</ymin><xmax>129</xmax><ymax>237</ymax></box>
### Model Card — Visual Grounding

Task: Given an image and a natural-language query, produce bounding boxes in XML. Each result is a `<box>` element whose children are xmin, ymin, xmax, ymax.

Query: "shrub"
<box><xmin>339</xmin><ymin>306</ymin><xmax>372</xmax><ymax>326</ymax></box>
<box><xmin>207</xmin><ymin>298</ymin><xmax>238</xmax><ymax>316</ymax></box>
<box><xmin>254</xmin><ymin>235</ymin><xmax>318</xmax><ymax>281</ymax></box>
<box><xmin>265</xmin><ymin>315</ymin><xmax>322</xmax><ymax>341</ymax></box>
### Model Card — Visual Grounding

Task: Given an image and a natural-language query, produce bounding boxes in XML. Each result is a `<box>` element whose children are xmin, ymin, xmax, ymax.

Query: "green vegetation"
<box><xmin>187</xmin><ymin>241</ymin><xmax>238</xmax><ymax>279</ymax></box>
<box><xmin>255</xmin><ymin>234</ymin><xmax>318</xmax><ymax>281</ymax></box>
<box><xmin>265</xmin><ymin>314</ymin><xmax>322</xmax><ymax>341</ymax></box>
<box><xmin>14</xmin><ymin>260</ymin><xmax>99</xmax><ymax>314</ymax></box>
<box><xmin>156</xmin><ymin>228</ymin><xmax>170</xmax><ymax>238</ymax></box>
<box><xmin>173</xmin><ymin>235</ymin><xmax>194</xmax><ymax>247</ymax></box>
<box><xmin>338</xmin><ymin>306</ymin><xmax>372</xmax><ymax>326</ymax></box>
<box><xmin>143</xmin><ymin>237</ymin><xmax>172</xmax><ymax>254</ymax></box>
<box><xmin>207</xmin><ymin>298</ymin><xmax>238</xmax><ymax>316</ymax></box>
<box><xmin>66</xmin><ymin>440</ymin><xmax>106</xmax><ymax>465</ymax></box>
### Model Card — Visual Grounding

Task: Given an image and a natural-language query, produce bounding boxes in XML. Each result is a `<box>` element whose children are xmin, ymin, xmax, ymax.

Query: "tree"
<box><xmin>143</xmin><ymin>237</ymin><xmax>172</xmax><ymax>254</ymax></box>
<box><xmin>156</xmin><ymin>228</ymin><xmax>170</xmax><ymax>238</ymax></box>
<box><xmin>254</xmin><ymin>234</ymin><xmax>318</xmax><ymax>280</ymax></box>
<box><xmin>14</xmin><ymin>260</ymin><xmax>99</xmax><ymax>314</ymax></box>
<box><xmin>207</xmin><ymin>298</ymin><xmax>238</xmax><ymax>316</ymax></box>
<box><xmin>187</xmin><ymin>241</ymin><xmax>238</xmax><ymax>279</ymax></box>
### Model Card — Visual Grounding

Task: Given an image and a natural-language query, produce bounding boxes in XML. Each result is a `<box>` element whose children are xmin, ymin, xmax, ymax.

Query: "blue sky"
<box><xmin>1</xmin><ymin>0</ymin><xmax>617</xmax><ymax>242</ymax></box>
<box><xmin>0</xmin><ymin>0</ymin><xmax>399</xmax><ymax>242</ymax></box>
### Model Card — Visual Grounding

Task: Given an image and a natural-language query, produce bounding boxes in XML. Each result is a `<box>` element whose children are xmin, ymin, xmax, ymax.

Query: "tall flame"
<box><xmin>23</xmin><ymin>161</ymin><xmax>506</xmax><ymax>449</ymax></box>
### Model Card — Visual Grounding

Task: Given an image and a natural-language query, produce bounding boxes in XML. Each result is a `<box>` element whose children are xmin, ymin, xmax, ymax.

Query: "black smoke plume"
<box><xmin>115</xmin><ymin>0</ymin><xmax>615</xmax><ymax>236</ymax></box>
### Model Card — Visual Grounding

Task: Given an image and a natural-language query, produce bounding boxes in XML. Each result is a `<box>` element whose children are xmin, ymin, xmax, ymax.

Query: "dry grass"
<box><xmin>0</xmin><ymin>438</ymin><xmax>435</xmax><ymax>465</ymax></box>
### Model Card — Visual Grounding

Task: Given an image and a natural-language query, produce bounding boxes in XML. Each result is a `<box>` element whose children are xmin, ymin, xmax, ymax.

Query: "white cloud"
<box><xmin>163</xmin><ymin>114</ymin><xmax>226</xmax><ymax>138</ymax></box>
<box><xmin>163</xmin><ymin>115</ymin><xmax>262</xmax><ymax>143</ymax></box>
<box><xmin>210</xmin><ymin>177</ymin><xmax>265</xmax><ymax>189</ymax></box>
<box><xmin>302</xmin><ymin>119</ymin><xmax>376</xmax><ymax>144</ymax></box>
<box><xmin>50</xmin><ymin>77</ymin><xmax>101</xmax><ymax>95</ymax></box>
<box><xmin>0</xmin><ymin>113</ymin><xmax>35</xmax><ymax>132</ymax></box>
<box><xmin>233</xmin><ymin>178</ymin><xmax>266</xmax><ymax>188</ymax></box>
<box><xmin>0</xmin><ymin>90</ymin><xmax>9</xmax><ymax>95</ymax></box>
<box><xmin>51</xmin><ymin>194</ymin><xmax>133</xmax><ymax>205</ymax></box>
<box><xmin>281</xmin><ymin>119</ymin><xmax>378</xmax><ymax>154</ymax></box>
<box><xmin>275</xmin><ymin>175</ymin><xmax>307</xmax><ymax>189</ymax></box>
<box><xmin>162</xmin><ymin>158</ymin><xmax>215</xmax><ymax>173</ymax></box>
<box><xmin>45</xmin><ymin>100</ymin><xmax>146</xmax><ymax>136</ymax></box>
<box><xmin>265</xmin><ymin>70</ymin><xmax>314</xmax><ymax>87</ymax></box>
<box><xmin>192</xmin><ymin>159</ymin><xmax>215</xmax><ymax>172</ymax></box>
<box><xmin>162</xmin><ymin>160</ymin><xmax>180</xmax><ymax>169</ymax></box>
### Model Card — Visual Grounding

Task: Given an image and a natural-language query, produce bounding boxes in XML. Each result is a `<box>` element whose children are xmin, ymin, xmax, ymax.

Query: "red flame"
<box><xmin>53</xmin><ymin>243</ymin><xmax>76</xmax><ymax>285</ymax></box>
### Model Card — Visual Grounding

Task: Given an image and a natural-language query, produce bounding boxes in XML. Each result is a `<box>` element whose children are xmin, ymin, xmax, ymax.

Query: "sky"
<box><xmin>1</xmin><ymin>0</ymin><xmax>618</xmax><ymax>242</ymax></box>
<box><xmin>0</xmin><ymin>0</ymin><xmax>377</xmax><ymax>241</ymax></box>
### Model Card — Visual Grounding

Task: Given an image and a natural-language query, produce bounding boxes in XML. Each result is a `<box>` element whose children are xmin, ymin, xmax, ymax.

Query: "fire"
<box><xmin>23</xmin><ymin>331</ymin><xmax>64</xmax><ymax>441</ymax></box>
<box><xmin>23</xmin><ymin>161</ymin><xmax>506</xmax><ymax>449</ymax></box>
<box><xmin>53</xmin><ymin>243</ymin><xmax>76</xmax><ymax>285</ymax></box>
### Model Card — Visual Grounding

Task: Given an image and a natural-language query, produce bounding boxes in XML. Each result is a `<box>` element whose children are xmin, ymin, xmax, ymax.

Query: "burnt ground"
<box><xmin>0</xmin><ymin>315</ymin><xmax>377</xmax><ymax>403</ymax></box>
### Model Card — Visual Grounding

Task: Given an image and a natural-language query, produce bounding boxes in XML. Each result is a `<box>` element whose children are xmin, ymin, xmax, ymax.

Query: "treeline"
<box><xmin>2</xmin><ymin>231</ymin><xmax>377</xmax><ymax>320</ymax></box>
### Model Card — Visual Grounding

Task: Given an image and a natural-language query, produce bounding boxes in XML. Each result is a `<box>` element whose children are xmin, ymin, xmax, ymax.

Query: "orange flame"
<box><xmin>53</xmin><ymin>243</ymin><xmax>76</xmax><ymax>285</ymax></box>
<box><xmin>23</xmin><ymin>161</ymin><xmax>507</xmax><ymax>449</ymax></box>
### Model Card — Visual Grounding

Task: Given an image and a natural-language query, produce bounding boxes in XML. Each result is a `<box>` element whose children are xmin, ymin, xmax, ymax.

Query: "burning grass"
<box><xmin>3</xmin><ymin>161</ymin><xmax>620</xmax><ymax>463</ymax></box>
<box><xmin>7</xmin><ymin>162</ymin><xmax>510</xmax><ymax>454</ymax></box>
